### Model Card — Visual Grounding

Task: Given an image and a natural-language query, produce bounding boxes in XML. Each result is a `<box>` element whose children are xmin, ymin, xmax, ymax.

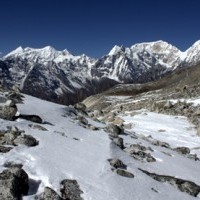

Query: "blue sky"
<box><xmin>0</xmin><ymin>0</ymin><xmax>200</xmax><ymax>57</ymax></box>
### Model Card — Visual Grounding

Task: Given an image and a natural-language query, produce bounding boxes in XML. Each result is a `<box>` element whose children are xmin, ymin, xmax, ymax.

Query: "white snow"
<box><xmin>108</xmin><ymin>45</ymin><xmax>122</xmax><ymax>56</ymax></box>
<box><xmin>169</xmin><ymin>97</ymin><xmax>200</xmax><ymax>107</ymax></box>
<box><xmin>122</xmin><ymin>110</ymin><xmax>200</xmax><ymax>156</ymax></box>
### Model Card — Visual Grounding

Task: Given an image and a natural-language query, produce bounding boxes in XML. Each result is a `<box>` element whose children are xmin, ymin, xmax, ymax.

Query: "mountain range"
<box><xmin>1</xmin><ymin>40</ymin><xmax>200</xmax><ymax>105</ymax></box>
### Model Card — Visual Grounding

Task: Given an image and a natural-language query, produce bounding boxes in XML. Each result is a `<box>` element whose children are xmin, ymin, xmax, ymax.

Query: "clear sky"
<box><xmin>0</xmin><ymin>0</ymin><xmax>200</xmax><ymax>57</ymax></box>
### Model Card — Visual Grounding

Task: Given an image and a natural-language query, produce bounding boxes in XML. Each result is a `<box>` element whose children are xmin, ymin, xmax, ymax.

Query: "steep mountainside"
<box><xmin>1</xmin><ymin>40</ymin><xmax>200</xmax><ymax>105</ymax></box>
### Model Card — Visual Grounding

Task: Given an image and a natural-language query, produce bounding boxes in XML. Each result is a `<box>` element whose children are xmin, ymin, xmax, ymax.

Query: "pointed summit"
<box><xmin>108</xmin><ymin>45</ymin><xmax>125</xmax><ymax>56</ymax></box>
<box><xmin>4</xmin><ymin>46</ymin><xmax>24</xmax><ymax>58</ymax></box>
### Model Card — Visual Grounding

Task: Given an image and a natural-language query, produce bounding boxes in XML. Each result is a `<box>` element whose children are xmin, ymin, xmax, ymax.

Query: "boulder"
<box><xmin>187</xmin><ymin>154</ymin><xmax>199</xmax><ymax>161</ymax></box>
<box><xmin>113</xmin><ymin>137</ymin><xmax>124</xmax><ymax>149</ymax></box>
<box><xmin>151</xmin><ymin>140</ymin><xmax>171</xmax><ymax>148</ymax></box>
<box><xmin>0</xmin><ymin>145</ymin><xmax>13</xmax><ymax>153</ymax></box>
<box><xmin>123</xmin><ymin>123</ymin><xmax>132</xmax><ymax>129</ymax></box>
<box><xmin>163</xmin><ymin>101</ymin><xmax>173</xmax><ymax>109</ymax></box>
<box><xmin>115</xmin><ymin>169</ymin><xmax>134</xmax><ymax>178</ymax></box>
<box><xmin>108</xmin><ymin>159</ymin><xmax>127</xmax><ymax>169</ymax></box>
<box><xmin>29</xmin><ymin>124</ymin><xmax>48</xmax><ymax>131</ymax></box>
<box><xmin>139</xmin><ymin>168</ymin><xmax>200</xmax><ymax>197</ymax></box>
<box><xmin>0</xmin><ymin>167</ymin><xmax>29</xmax><ymax>199</ymax></box>
<box><xmin>37</xmin><ymin>187</ymin><xmax>62</xmax><ymax>200</ymax></box>
<box><xmin>0</xmin><ymin>103</ymin><xmax>17</xmax><ymax>120</ymax></box>
<box><xmin>16</xmin><ymin>114</ymin><xmax>43</xmax><ymax>123</ymax></box>
<box><xmin>113</xmin><ymin>117</ymin><xmax>125</xmax><ymax>126</ymax></box>
<box><xmin>14</xmin><ymin>134</ymin><xmax>38</xmax><ymax>147</ymax></box>
<box><xmin>60</xmin><ymin>179</ymin><xmax>83</xmax><ymax>200</ymax></box>
<box><xmin>6</xmin><ymin>92</ymin><xmax>24</xmax><ymax>104</ymax></box>
<box><xmin>105</xmin><ymin>123</ymin><xmax>123</xmax><ymax>138</ymax></box>
<box><xmin>0</xmin><ymin>130</ymin><xmax>21</xmax><ymax>145</ymax></box>
<box><xmin>74</xmin><ymin>103</ymin><xmax>86</xmax><ymax>112</ymax></box>
<box><xmin>174</xmin><ymin>147</ymin><xmax>190</xmax><ymax>155</ymax></box>
<box><xmin>78</xmin><ymin>116</ymin><xmax>88</xmax><ymax>125</ymax></box>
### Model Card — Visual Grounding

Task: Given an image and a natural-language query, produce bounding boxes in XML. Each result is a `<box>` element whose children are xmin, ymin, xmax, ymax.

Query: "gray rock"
<box><xmin>9</xmin><ymin>167</ymin><xmax>29</xmax><ymax>196</ymax></box>
<box><xmin>108</xmin><ymin>159</ymin><xmax>127</xmax><ymax>169</ymax></box>
<box><xmin>152</xmin><ymin>140</ymin><xmax>171</xmax><ymax>148</ymax></box>
<box><xmin>29</xmin><ymin>124</ymin><xmax>48</xmax><ymax>131</ymax></box>
<box><xmin>78</xmin><ymin>116</ymin><xmax>88</xmax><ymax>125</ymax></box>
<box><xmin>187</xmin><ymin>154</ymin><xmax>199</xmax><ymax>161</ymax></box>
<box><xmin>87</xmin><ymin>125</ymin><xmax>99</xmax><ymax>131</ymax></box>
<box><xmin>0</xmin><ymin>130</ymin><xmax>21</xmax><ymax>145</ymax></box>
<box><xmin>146</xmin><ymin>154</ymin><xmax>157</xmax><ymax>162</ymax></box>
<box><xmin>0</xmin><ymin>104</ymin><xmax>17</xmax><ymax>120</ymax></box>
<box><xmin>14</xmin><ymin>134</ymin><xmax>38</xmax><ymax>147</ymax></box>
<box><xmin>16</xmin><ymin>114</ymin><xmax>43</xmax><ymax>123</ymax></box>
<box><xmin>0</xmin><ymin>167</ymin><xmax>29</xmax><ymax>200</ymax></box>
<box><xmin>0</xmin><ymin>145</ymin><xmax>13</xmax><ymax>153</ymax></box>
<box><xmin>6</xmin><ymin>92</ymin><xmax>24</xmax><ymax>104</ymax></box>
<box><xmin>115</xmin><ymin>169</ymin><xmax>134</xmax><ymax>178</ymax></box>
<box><xmin>174</xmin><ymin>147</ymin><xmax>190</xmax><ymax>155</ymax></box>
<box><xmin>5</xmin><ymin>100</ymin><xmax>15</xmax><ymax>107</ymax></box>
<box><xmin>74</xmin><ymin>103</ymin><xmax>87</xmax><ymax>112</ymax></box>
<box><xmin>37</xmin><ymin>187</ymin><xmax>63</xmax><ymax>200</ymax></box>
<box><xmin>113</xmin><ymin>137</ymin><xmax>124</xmax><ymax>149</ymax></box>
<box><xmin>123</xmin><ymin>123</ymin><xmax>132</xmax><ymax>129</ymax></box>
<box><xmin>60</xmin><ymin>179</ymin><xmax>83</xmax><ymax>200</ymax></box>
<box><xmin>105</xmin><ymin>123</ymin><xmax>123</xmax><ymax>138</ymax></box>
<box><xmin>164</xmin><ymin>101</ymin><xmax>173</xmax><ymax>109</ymax></box>
<box><xmin>139</xmin><ymin>168</ymin><xmax>200</xmax><ymax>197</ymax></box>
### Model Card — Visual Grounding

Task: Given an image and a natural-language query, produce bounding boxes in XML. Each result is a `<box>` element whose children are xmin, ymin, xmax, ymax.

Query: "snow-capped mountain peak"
<box><xmin>4</xmin><ymin>46</ymin><xmax>24</xmax><ymax>58</ymax></box>
<box><xmin>184</xmin><ymin>40</ymin><xmax>200</xmax><ymax>65</ymax></box>
<box><xmin>3</xmin><ymin>46</ymin><xmax>77</xmax><ymax>63</ymax></box>
<box><xmin>108</xmin><ymin>45</ymin><xmax>126</xmax><ymax>56</ymax></box>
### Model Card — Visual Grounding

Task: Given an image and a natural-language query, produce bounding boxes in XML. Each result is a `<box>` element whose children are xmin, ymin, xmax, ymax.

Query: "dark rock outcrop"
<box><xmin>0</xmin><ymin>100</ymin><xmax>17</xmax><ymax>120</ymax></box>
<box><xmin>113</xmin><ymin>137</ymin><xmax>124</xmax><ymax>149</ymax></box>
<box><xmin>174</xmin><ymin>147</ymin><xmax>190</xmax><ymax>155</ymax></box>
<box><xmin>115</xmin><ymin>169</ymin><xmax>134</xmax><ymax>178</ymax></box>
<box><xmin>0</xmin><ymin>127</ymin><xmax>38</xmax><ymax>147</ymax></box>
<box><xmin>14</xmin><ymin>114</ymin><xmax>43</xmax><ymax>123</ymax></box>
<box><xmin>37</xmin><ymin>187</ymin><xmax>63</xmax><ymax>200</ymax></box>
<box><xmin>60</xmin><ymin>179</ymin><xmax>83</xmax><ymax>200</ymax></box>
<box><xmin>108</xmin><ymin>159</ymin><xmax>127</xmax><ymax>169</ymax></box>
<box><xmin>0</xmin><ymin>145</ymin><xmax>13</xmax><ymax>153</ymax></box>
<box><xmin>14</xmin><ymin>134</ymin><xmax>39</xmax><ymax>147</ymax></box>
<box><xmin>139</xmin><ymin>168</ymin><xmax>200</xmax><ymax>197</ymax></box>
<box><xmin>0</xmin><ymin>166</ymin><xmax>29</xmax><ymax>199</ymax></box>
<box><xmin>105</xmin><ymin>123</ymin><xmax>124</xmax><ymax>138</ymax></box>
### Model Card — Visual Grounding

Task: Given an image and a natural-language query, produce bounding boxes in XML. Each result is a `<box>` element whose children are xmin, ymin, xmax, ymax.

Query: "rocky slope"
<box><xmin>1</xmin><ymin>40</ymin><xmax>200</xmax><ymax>105</ymax></box>
<box><xmin>1</xmin><ymin>83</ymin><xmax>200</xmax><ymax>199</ymax></box>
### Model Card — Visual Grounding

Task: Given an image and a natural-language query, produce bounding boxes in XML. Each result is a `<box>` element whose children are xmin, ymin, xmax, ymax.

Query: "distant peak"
<box><xmin>62</xmin><ymin>49</ymin><xmax>71</xmax><ymax>55</ymax></box>
<box><xmin>42</xmin><ymin>46</ymin><xmax>56</xmax><ymax>51</ymax></box>
<box><xmin>108</xmin><ymin>45</ymin><xmax>125</xmax><ymax>56</ymax></box>
<box><xmin>191</xmin><ymin>40</ymin><xmax>200</xmax><ymax>47</ymax></box>
<box><xmin>3</xmin><ymin>46</ymin><xmax>24</xmax><ymax>58</ymax></box>
<box><xmin>132</xmin><ymin>40</ymin><xmax>170</xmax><ymax>48</ymax></box>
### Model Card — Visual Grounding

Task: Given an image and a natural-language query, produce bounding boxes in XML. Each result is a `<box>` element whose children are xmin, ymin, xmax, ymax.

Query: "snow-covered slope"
<box><xmin>185</xmin><ymin>40</ymin><xmax>200</xmax><ymax>66</ymax></box>
<box><xmin>1</xmin><ymin>92</ymin><xmax>200</xmax><ymax>199</ymax></box>
<box><xmin>1</xmin><ymin>40</ymin><xmax>200</xmax><ymax>105</ymax></box>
